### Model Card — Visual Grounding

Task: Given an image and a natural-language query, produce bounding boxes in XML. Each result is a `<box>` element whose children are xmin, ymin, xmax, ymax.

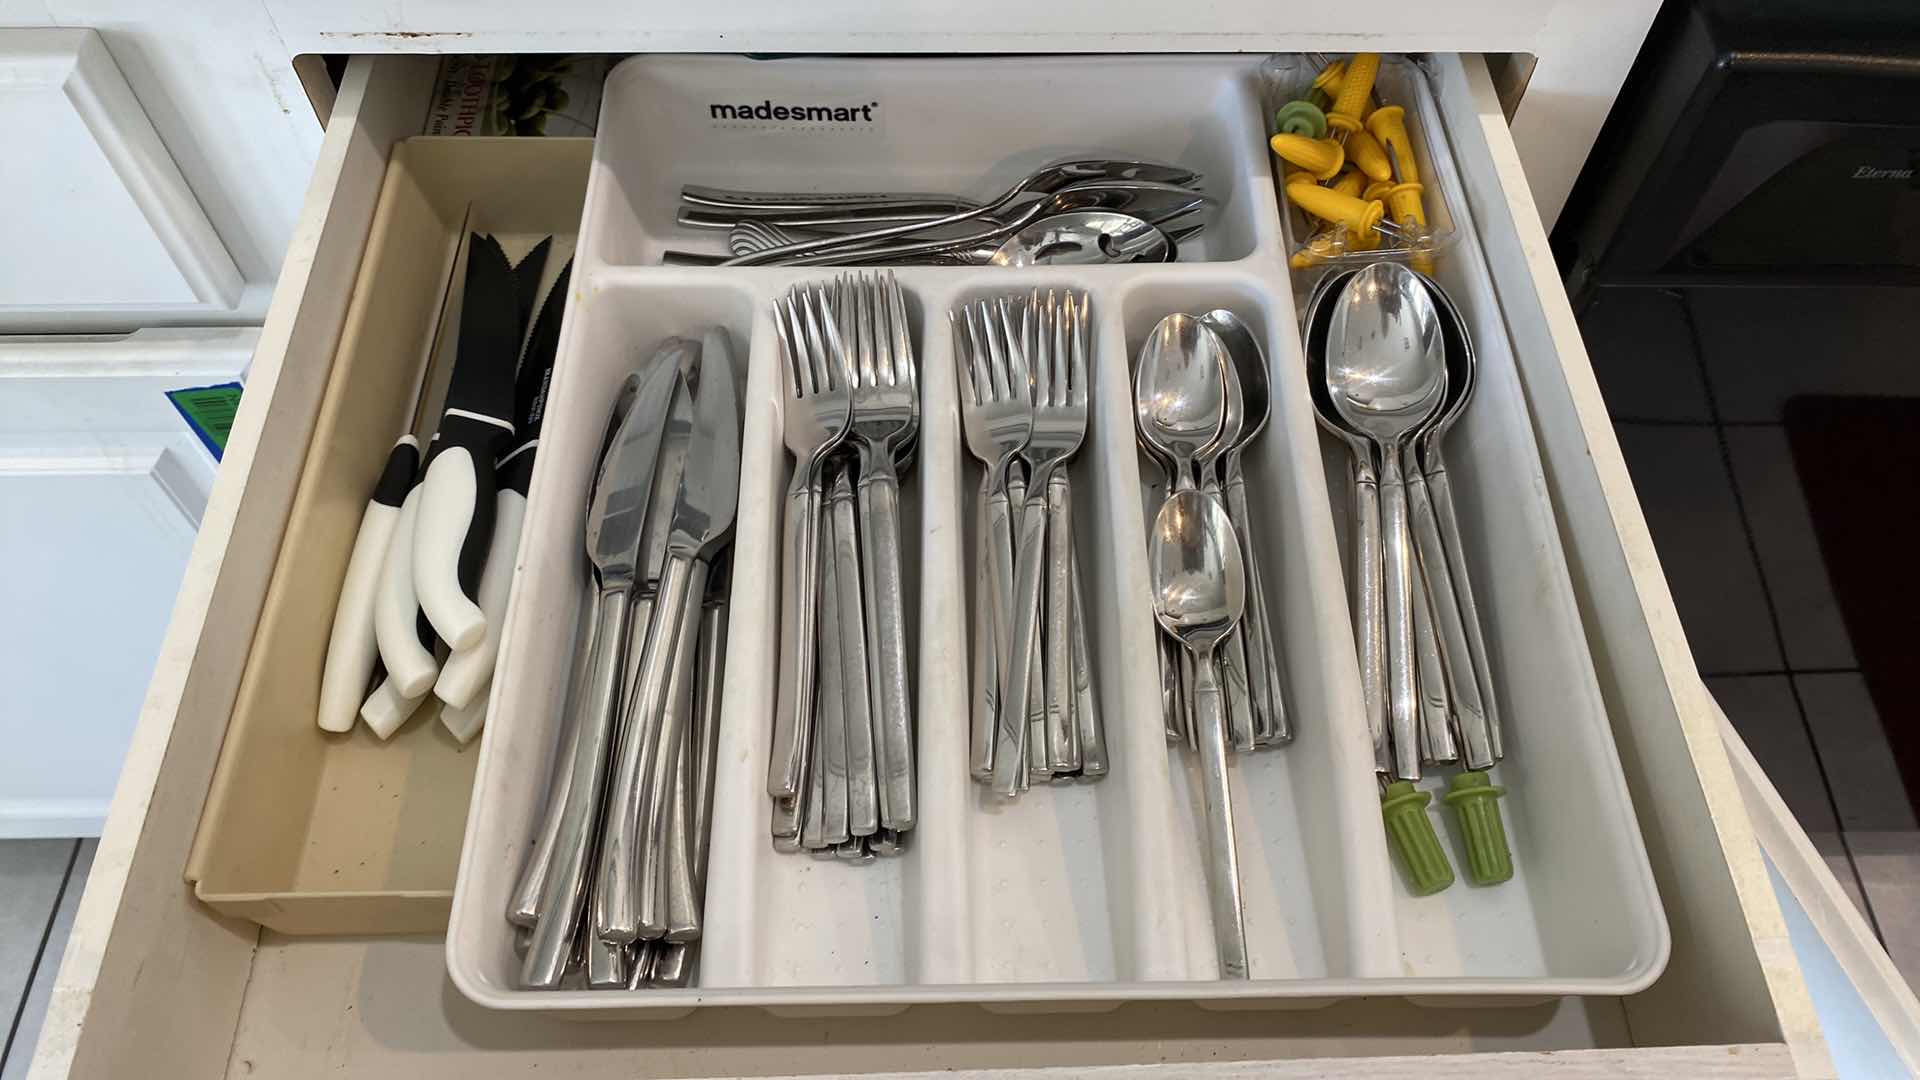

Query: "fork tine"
<box><xmin>886</xmin><ymin>272</ymin><xmax>915</xmax><ymax>398</ymax></box>
<box><xmin>1050</xmin><ymin>290</ymin><xmax>1068</xmax><ymax>409</ymax></box>
<box><xmin>950</xmin><ymin>309</ymin><xmax>979</xmax><ymax>409</ymax></box>
<box><xmin>1027</xmin><ymin>290</ymin><xmax>1048</xmax><ymax>409</ymax></box>
<box><xmin>800</xmin><ymin>285</ymin><xmax>831</xmax><ymax>394</ymax></box>
<box><xmin>774</xmin><ymin>294</ymin><xmax>806</xmax><ymax>398</ymax></box>
<box><xmin>1070</xmin><ymin>291</ymin><xmax>1091</xmax><ymax>407</ymax></box>
<box><xmin>996</xmin><ymin>297</ymin><xmax>1029</xmax><ymax>402</ymax></box>
<box><xmin>817</xmin><ymin>284</ymin><xmax>851</xmax><ymax>393</ymax></box>
<box><xmin>833</xmin><ymin>274</ymin><xmax>854</xmax><ymax>387</ymax></box>
<box><xmin>859</xmin><ymin>272</ymin><xmax>880</xmax><ymax>389</ymax></box>
<box><xmin>964</xmin><ymin>302</ymin><xmax>994</xmax><ymax>406</ymax></box>
<box><xmin>981</xmin><ymin>300</ymin><xmax>1011</xmax><ymax>402</ymax></box>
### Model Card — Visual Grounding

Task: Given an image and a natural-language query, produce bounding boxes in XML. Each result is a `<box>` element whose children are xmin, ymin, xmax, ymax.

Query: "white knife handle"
<box><xmin>321</xmin><ymin>437</ymin><xmax>418</xmax><ymax>732</ymax></box>
<box><xmin>436</xmin><ymin>488</ymin><xmax>524</xmax><ymax>709</ymax></box>
<box><xmin>320</xmin><ymin>502</ymin><xmax>399</xmax><ymax>732</ymax></box>
<box><xmin>372</xmin><ymin>487</ymin><xmax>438</xmax><ymax>699</ymax></box>
<box><xmin>414</xmin><ymin>421</ymin><xmax>502</xmax><ymax>651</ymax></box>
<box><xmin>440</xmin><ymin>679</ymin><xmax>490</xmax><ymax>744</ymax></box>
<box><xmin>360</xmin><ymin>675</ymin><xmax>427</xmax><ymax>740</ymax></box>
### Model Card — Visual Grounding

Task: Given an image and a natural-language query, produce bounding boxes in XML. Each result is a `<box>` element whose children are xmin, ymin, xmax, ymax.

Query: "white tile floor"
<box><xmin>0</xmin><ymin>840</ymin><xmax>92</xmax><ymax>1077</ymax></box>
<box><xmin>1583</xmin><ymin>284</ymin><xmax>1920</xmax><ymax>993</ymax></box>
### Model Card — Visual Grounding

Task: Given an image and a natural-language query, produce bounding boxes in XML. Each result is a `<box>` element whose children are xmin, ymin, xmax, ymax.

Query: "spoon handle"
<box><xmin>1425</xmin><ymin>455</ymin><xmax>1502</xmax><ymax>761</ymax></box>
<box><xmin>1409</xmin><ymin>461</ymin><xmax>1496</xmax><ymax>768</ymax></box>
<box><xmin>1378</xmin><ymin>450</ymin><xmax>1422</xmax><ymax>782</ymax></box>
<box><xmin>1190</xmin><ymin>648</ymin><xmax>1250</xmax><ymax>978</ymax></box>
<box><xmin>1348</xmin><ymin>452</ymin><xmax>1390</xmax><ymax>774</ymax></box>
<box><xmin>1225</xmin><ymin>462</ymin><xmax>1287</xmax><ymax>744</ymax></box>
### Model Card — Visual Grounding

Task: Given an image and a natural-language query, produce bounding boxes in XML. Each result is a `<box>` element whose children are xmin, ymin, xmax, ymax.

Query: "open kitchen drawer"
<box><xmin>28</xmin><ymin>52</ymin><xmax>1832</xmax><ymax>1077</ymax></box>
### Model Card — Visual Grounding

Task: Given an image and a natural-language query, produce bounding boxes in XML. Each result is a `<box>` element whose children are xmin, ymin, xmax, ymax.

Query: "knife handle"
<box><xmin>319</xmin><ymin>437</ymin><xmax>417</xmax><ymax>732</ymax></box>
<box><xmin>440</xmin><ymin>679</ymin><xmax>490</xmax><ymax>745</ymax></box>
<box><xmin>372</xmin><ymin>484</ymin><xmax>439</xmax><ymax>701</ymax></box>
<box><xmin>359</xmin><ymin>675</ymin><xmax>428</xmax><ymax>740</ymax></box>
<box><xmin>436</xmin><ymin>486</ymin><xmax>525</xmax><ymax>710</ymax></box>
<box><xmin>414</xmin><ymin>413</ymin><xmax>508</xmax><ymax>651</ymax></box>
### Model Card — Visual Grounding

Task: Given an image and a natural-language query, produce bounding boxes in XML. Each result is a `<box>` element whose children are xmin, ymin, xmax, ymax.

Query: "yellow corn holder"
<box><xmin>1269</xmin><ymin>132</ymin><xmax>1344</xmax><ymax>180</ymax></box>
<box><xmin>1327</xmin><ymin>52</ymin><xmax>1380</xmax><ymax>134</ymax></box>
<box><xmin>1366</xmin><ymin>104</ymin><xmax>1420</xmax><ymax>184</ymax></box>
<box><xmin>1346</xmin><ymin>128</ymin><xmax>1393</xmax><ymax>182</ymax></box>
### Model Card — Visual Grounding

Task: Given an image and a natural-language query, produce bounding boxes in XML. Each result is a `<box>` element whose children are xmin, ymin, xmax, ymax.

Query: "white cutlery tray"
<box><xmin>447</xmin><ymin>53</ymin><xmax>1667</xmax><ymax>1016</ymax></box>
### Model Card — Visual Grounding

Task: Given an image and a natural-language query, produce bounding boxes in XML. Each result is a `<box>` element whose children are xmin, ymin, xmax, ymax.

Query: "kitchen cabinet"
<box><xmin>20</xmin><ymin>45</ymin><xmax>1883</xmax><ymax>1076</ymax></box>
<box><xmin>0</xmin><ymin>328</ymin><xmax>253</xmax><ymax>837</ymax></box>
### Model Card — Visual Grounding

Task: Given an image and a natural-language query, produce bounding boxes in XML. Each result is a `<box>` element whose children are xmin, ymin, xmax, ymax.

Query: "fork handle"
<box><xmin>994</xmin><ymin>486</ymin><xmax>1048</xmax><ymax>796</ymax></box>
<box><xmin>1044</xmin><ymin>470</ymin><xmax>1079</xmax><ymax>772</ymax></box>
<box><xmin>770</xmin><ymin>474</ymin><xmax>822</xmax><ymax>805</ymax></box>
<box><xmin>969</xmin><ymin>474</ymin><xmax>999</xmax><ymax>780</ymax></box>
<box><xmin>859</xmin><ymin>465</ymin><xmax>917</xmax><ymax>831</ymax></box>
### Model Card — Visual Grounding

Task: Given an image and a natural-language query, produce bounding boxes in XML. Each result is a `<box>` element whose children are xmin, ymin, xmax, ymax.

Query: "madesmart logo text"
<box><xmin>709</xmin><ymin>100</ymin><xmax>879</xmax><ymax>123</ymax></box>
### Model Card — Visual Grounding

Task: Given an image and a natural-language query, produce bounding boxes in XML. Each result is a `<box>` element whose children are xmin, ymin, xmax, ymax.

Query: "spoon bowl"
<box><xmin>990</xmin><ymin>211</ymin><xmax>1172</xmax><ymax>266</ymax></box>
<box><xmin>1201</xmin><ymin>309</ymin><xmax>1271</xmax><ymax>454</ymax></box>
<box><xmin>1134</xmin><ymin>313</ymin><xmax>1229</xmax><ymax>489</ymax></box>
<box><xmin>1149</xmin><ymin>489</ymin><xmax>1245</xmax><ymax>650</ymax></box>
<box><xmin>1325</xmin><ymin>263</ymin><xmax>1448</xmax><ymax>441</ymax></box>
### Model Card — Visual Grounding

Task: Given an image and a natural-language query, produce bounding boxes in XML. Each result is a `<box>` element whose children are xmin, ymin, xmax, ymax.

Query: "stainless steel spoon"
<box><xmin>1202</xmin><ymin>308</ymin><xmax>1290</xmax><ymax>748</ymax></box>
<box><xmin>1326</xmin><ymin>263</ymin><xmax>1447</xmax><ymax>782</ymax></box>
<box><xmin>1134</xmin><ymin>313</ymin><xmax>1227</xmax><ymax>492</ymax></box>
<box><xmin>1302</xmin><ymin>268</ymin><xmax>1389</xmax><ymax>773</ymax></box>
<box><xmin>1149</xmin><ymin>488</ymin><xmax>1249</xmax><ymax>979</ymax></box>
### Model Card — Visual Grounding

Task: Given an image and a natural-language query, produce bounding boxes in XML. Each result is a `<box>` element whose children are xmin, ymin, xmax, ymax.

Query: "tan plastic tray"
<box><xmin>183</xmin><ymin>136</ymin><xmax>591</xmax><ymax>935</ymax></box>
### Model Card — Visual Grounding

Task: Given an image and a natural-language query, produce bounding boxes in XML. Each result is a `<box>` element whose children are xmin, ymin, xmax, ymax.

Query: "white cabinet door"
<box><xmin>0</xmin><ymin>328</ymin><xmax>255</xmax><ymax>836</ymax></box>
<box><xmin>0</xmin><ymin>28</ymin><xmax>243</xmax><ymax>328</ymax></box>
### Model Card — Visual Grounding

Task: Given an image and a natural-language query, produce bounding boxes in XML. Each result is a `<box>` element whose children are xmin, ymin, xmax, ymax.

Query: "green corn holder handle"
<box><xmin>1274</xmin><ymin>99</ymin><xmax>1328</xmax><ymax>140</ymax></box>
<box><xmin>1381</xmin><ymin>781</ymin><xmax>1454</xmax><ymax>895</ymax></box>
<box><xmin>1444</xmin><ymin>771</ymin><xmax>1514</xmax><ymax>885</ymax></box>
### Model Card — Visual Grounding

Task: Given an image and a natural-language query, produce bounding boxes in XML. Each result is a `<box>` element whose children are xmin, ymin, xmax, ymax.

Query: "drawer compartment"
<box><xmin>184</xmin><ymin>136</ymin><xmax>592</xmax><ymax>934</ymax></box>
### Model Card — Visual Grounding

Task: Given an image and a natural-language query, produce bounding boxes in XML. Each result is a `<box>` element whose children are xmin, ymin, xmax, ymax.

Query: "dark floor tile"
<box><xmin>1689</xmin><ymin>287</ymin><xmax>1920</xmax><ymax>422</ymax></box>
<box><xmin>1809</xmin><ymin>830</ymin><xmax>1871</xmax><ymax>923</ymax></box>
<box><xmin>1615</xmin><ymin>423</ymin><xmax>1784</xmax><ymax>674</ymax></box>
<box><xmin>1848</xmin><ymin>830</ymin><xmax>1920</xmax><ymax>991</ymax></box>
<box><xmin>1577</xmin><ymin>287</ymin><xmax>1711</xmax><ymax>421</ymax></box>
<box><xmin>1798</xmin><ymin>673</ymin><xmax>1915</xmax><ymax>833</ymax></box>
<box><xmin>1725</xmin><ymin>427</ymin><xmax>1856</xmax><ymax>670</ymax></box>
<box><xmin>1709</xmin><ymin>676</ymin><xmax>1837</xmax><ymax>836</ymax></box>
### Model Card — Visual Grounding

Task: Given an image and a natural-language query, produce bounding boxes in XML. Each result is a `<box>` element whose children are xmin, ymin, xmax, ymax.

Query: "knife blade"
<box><xmin>436</xmin><ymin>260</ymin><xmax>573</xmax><ymax>712</ymax></box>
<box><xmin>415</xmin><ymin>234</ymin><xmax>525</xmax><ymax>652</ymax></box>
<box><xmin>627</xmin><ymin>328</ymin><xmax>741</xmax><ymax>938</ymax></box>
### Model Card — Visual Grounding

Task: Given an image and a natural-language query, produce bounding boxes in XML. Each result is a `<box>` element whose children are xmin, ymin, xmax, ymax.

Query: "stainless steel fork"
<box><xmin>838</xmin><ymin>270</ymin><xmax>920</xmax><ymax>831</ymax></box>
<box><xmin>996</xmin><ymin>291</ymin><xmax>1090</xmax><ymax>796</ymax></box>
<box><xmin>956</xmin><ymin>299</ymin><xmax>1033</xmax><ymax>782</ymax></box>
<box><xmin>769</xmin><ymin>285</ymin><xmax>854</xmax><ymax>845</ymax></box>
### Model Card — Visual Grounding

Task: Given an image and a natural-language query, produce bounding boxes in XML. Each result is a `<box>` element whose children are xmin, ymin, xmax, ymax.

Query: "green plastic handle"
<box><xmin>1274</xmin><ymin>100</ymin><xmax>1329</xmax><ymax>140</ymax></box>
<box><xmin>1444</xmin><ymin>770</ymin><xmax>1514</xmax><ymax>885</ymax></box>
<box><xmin>1381</xmin><ymin>781</ymin><xmax>1454</xmax><ymax>895</ymax></box>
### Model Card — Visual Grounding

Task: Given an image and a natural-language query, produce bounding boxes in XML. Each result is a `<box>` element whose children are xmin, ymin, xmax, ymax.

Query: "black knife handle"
<box><xmin>414</xmin><ymin>412</ymin><xmax>510</xmax><ymax>651</ymax></box>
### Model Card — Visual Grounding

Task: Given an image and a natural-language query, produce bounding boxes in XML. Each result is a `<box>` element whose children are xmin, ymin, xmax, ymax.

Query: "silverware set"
<box><xmin>670</xmin><ymin>158</ymin><xmax>1215</xmax><ymax>267</ymax></box>
<box><xmin>768</xmin><ymin>271</ymin><xmax>921</xmax><ymax>856</ymax></box>
<box><xmin>511</xmin><ymin>329</ymin><xmax>742</xmax><ymax>990</ymax></box>
<box><xmin>954</xmin><ymin>291</ymin><xmax>1107</xmax><ymax>794</ymax></box>
<box><xmin>1305</xmin><ymin>261</ymin><xmax>1512</xmax><ymax>889</ymax></box>
<box><xmin>1133</xmin><ymin>311</ymin><xmax>1291</xmax><ymax>753</ymax></box>
<box><xmin>1130</xmin><ymin>307</ymin><xmax>1289</xmax><ymax>978</ymax></box>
